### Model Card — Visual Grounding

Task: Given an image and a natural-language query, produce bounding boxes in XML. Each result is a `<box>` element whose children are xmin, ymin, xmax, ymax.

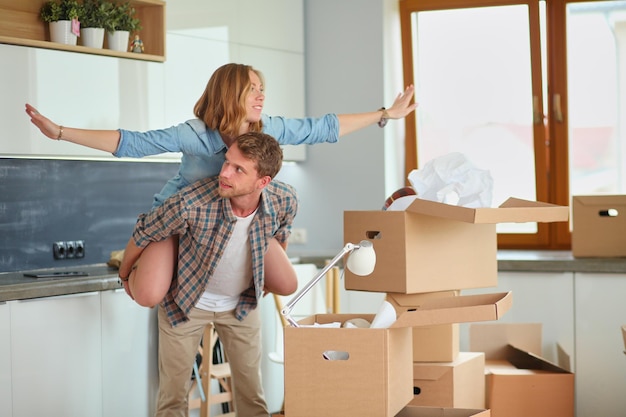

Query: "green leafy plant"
<box><xmin>39</xmin><ymin>0</ymin><xmax>81</xmax><ymax>23</ymax></box>
<box><xmin>103</xmin><ymin>1</ymin><xmax>142</xmax><ymax>33</ymax></box>
<box><xmin>78</xmin><ymin>0</ymin><xmax>109</xmax><ymax>28</ymax></box>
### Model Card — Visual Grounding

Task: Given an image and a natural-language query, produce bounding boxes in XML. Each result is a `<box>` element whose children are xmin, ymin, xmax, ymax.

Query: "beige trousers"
<box><xmin>155</xmin><ymin>304</ymin><xmax>269</xmax><ymax>417</ymax></box>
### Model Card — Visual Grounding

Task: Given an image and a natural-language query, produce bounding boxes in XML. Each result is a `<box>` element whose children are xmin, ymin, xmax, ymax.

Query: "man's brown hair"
<box><xmin>236</xmin><ymin>132</ymin><xmax>283</xmax><ymax>179</ymax></box>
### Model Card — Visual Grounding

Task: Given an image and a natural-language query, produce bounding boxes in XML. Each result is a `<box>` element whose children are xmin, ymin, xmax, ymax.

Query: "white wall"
<box><xmin>281</xmin><ymin>0</ymin><xmax>406</xmax><ymax>259</ymax></box>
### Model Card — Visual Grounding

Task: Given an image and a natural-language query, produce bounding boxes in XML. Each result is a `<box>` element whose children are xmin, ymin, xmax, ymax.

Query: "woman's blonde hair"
<box><xmin>194</xmin><ymin>63</ymin><xmax>265</xmax><ymax>138</ymax></box>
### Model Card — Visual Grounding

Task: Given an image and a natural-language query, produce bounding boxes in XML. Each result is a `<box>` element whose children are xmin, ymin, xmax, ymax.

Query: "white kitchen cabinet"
<box><xmin>0</xmin><ymin>44</ymin><xmax>170</xmax><ymax>161</ymax></box>
<box><xmin>574</xmin><ymin>272</ymin><xmax>626</xmax><ymax>417</ymax></box>
<box><xmin>459</xmin><ymin>271</ymin><xmax>575</xmax><ymax>365</ymax></box>
<box><xmin>101</xmin><ymin>288</ymin><xmax>158</xmax><ymax>417</ymax></box>
<box><xmin>10</xmin><ymin>292</ymin><xmax>102</xmax><ymax>417</ymax></box>
<box><xmin>0</xmin><ymin>302</ymin><xmax>12</xmax><ymax>417</ymax></box>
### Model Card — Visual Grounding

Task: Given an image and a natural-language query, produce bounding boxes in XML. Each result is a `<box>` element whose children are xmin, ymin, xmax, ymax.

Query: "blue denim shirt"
<box><xmin>114</xmin><ymin>114</ymin><xmax>339</xmax><ymax>208</ymax></box>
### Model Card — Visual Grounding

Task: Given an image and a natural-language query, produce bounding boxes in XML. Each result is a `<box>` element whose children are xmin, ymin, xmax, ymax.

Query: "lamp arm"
<box><xmin>281</xmin><ymin>242</ymin><xmax>355</xmax><ymax>327</ymax></box>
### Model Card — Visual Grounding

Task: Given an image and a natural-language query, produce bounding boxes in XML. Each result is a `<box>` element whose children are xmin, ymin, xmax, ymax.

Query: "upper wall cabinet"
<box><xmin>0</xmin><ymin>0</ymin><xmax>165</xmax><ymax>62</ymax></box>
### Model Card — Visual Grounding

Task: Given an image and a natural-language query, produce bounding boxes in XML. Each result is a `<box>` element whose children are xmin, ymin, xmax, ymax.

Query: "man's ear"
<box><xmin>257</xmin><ymin>175</ymin><xmax>272</xmax><ymax>190</ymax></box>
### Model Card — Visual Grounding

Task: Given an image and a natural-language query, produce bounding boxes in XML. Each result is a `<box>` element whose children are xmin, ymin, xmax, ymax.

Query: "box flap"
<box><xmin>506</xmin><ymin>344</ymin><xmax>571</xmax><ymax>374</ymax></box>
<box><xmin>396</xmin><ymin>406</ymin><xmax>491</xmax><ymax>417</ymax></box>
<box><xmin>403</xmin><ymin>197</ymin><xmax>568</xmax><ymax>224</ymax></box>
<box><xmin>386</xmin><ymin>291</ymin><xmax>460</xmax><ymax>310</ymax></box>
<box><xmin>391</xmin><ymin>292</ymin><xmax>512</xmax><ymax>329</ymax></box>
<box><xmin>469</xmin><ymin>323</ymin><xmax>542</xmax><ymax>359</ymax></box>
<box><xmin>556</xmin><ymin>343</ymin><xmax>572</xmax><ymax>372</ymax></box>
<box><xmin>573</xmin><ymin>194</ymin><xmax>626</xmax><ymax>207</ymax></box>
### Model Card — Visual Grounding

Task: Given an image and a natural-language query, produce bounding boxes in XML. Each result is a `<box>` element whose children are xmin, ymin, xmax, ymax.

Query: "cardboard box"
<box><xmin>470</xmin><ymin>323</ymin><xmax>574</xmax><ymax>417</ymax></box>
<box><xmin>572</xmin><ymin>195</ymin><xmax>626</xmax><ymax>257</ymax></box>
<box><xmin>344</xmin><ymin>197</ymin><xmax>569</xmax><ymax>293</ymax></box>
<box><xmin>396</xmin><ymin>406</ymin><xmax>491</xmax><ymax>417</ymax></box>
<box><xmin>386</xmin><ymin>291</ymin><xmax>460</xmax><ymax>362</ymax></box>
<box><xmin>284</xmin><ymin>292</ymin><xmax>512</xmax><ymax>417</ymax></box>
<box><xmin>410</xmin><ymin>352</ymin><xmax>485</xmax><ymax>409</ymax></box>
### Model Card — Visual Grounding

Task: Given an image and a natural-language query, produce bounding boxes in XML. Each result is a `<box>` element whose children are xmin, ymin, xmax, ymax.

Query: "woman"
<box><xmin>25</xmin><ymin>63</ymin><xmax>417</xmax><ymax>307</ymax></box>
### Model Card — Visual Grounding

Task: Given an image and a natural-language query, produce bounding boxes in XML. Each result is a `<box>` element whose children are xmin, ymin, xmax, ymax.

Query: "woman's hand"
<box><xmin>24</xmin><ymin>103</ymin><xmax>63</xmax><ymax>140</ymax></box>
<box><xmin>386</xmin><ymin>85</ymin><xmax>419</xmax><ymax>120</ymax></box>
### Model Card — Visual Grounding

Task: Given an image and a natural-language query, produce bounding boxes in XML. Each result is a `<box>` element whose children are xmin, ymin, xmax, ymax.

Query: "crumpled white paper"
<box><xmin>408</xmin><ymin>152</ymin><xmax>493</xmax><ymax>208</ymax></box>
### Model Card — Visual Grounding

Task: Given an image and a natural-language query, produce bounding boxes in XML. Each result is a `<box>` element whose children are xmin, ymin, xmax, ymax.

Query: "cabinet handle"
<box><xmin>17</xmin><ymin>291</ymin><xmax>99</xmax><ymax>302</ymax></box>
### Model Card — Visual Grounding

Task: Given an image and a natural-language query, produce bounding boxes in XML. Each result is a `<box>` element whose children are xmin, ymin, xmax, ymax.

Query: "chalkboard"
<box><xmin>0</xmin><ymin>158</ymin><xmax>179</xmax><ymax>272</ymax></box>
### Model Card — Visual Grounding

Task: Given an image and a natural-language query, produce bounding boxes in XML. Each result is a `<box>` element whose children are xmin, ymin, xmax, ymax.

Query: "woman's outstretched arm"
<box><xmin>337</xmin><ymin>85</ymin><xmax>418</xmax><ymax>137</ymax></box>
<box><xmin>25</xmin><ymin>103</ymin><xmax>121</xmax><ymax>153</ymax></box>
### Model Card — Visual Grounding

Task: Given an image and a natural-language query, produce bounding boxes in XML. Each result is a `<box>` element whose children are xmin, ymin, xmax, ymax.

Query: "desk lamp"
<box><xmin>281</xmin><ymin>240</ymin><xmax>376</xmax><ymax>327</ymax></box>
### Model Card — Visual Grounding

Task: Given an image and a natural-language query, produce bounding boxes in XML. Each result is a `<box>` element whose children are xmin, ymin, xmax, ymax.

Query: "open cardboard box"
<box><xmin>344</xmin><ymin>197</ymin><xmax>568</xmax><ymax>294</ymax></box>
<box><xmin>386</xmin><ymin>291</ymin><xmax>460</xmax><ymax>362</ymax></box>
<box><xmin>396</xmin><ymin>406</ymin><xmax>491</xmax><ymax>417</ymax></box>
<box><xmin>572</xmin><ymin>195</ymin><xmax>626</xmax><ymax>257</ymax></box>
<box><xmin>469</xmin><ymin>323</ymin><xmax>574</xmax><ymax>417</ymax></box>
<box><xmin>284</xmin><ymin>292</ymin><xmax>511</xmax><ymax>417</ymax></box>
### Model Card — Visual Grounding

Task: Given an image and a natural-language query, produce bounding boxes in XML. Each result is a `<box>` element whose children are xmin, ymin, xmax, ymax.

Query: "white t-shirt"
<box><xmin>195</xmin><ymin>210</ymin><xmax>256</xmax><ymax>312</ymax></box>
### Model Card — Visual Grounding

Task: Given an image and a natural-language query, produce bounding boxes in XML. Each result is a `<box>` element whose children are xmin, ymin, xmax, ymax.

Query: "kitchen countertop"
<box><xmin>0</xmin><ymin>264</ymin><xmax>122</xmax><ymax>302</ymax></box>
<box><xmin>1</xmin><ymin>251</ymin><xmax>625</xmax><ymax>302</ymax></box>
<box><xmin>496</xmin><ymin>250</ymin><xmax>626</xmax><ymax>273</ymax></box>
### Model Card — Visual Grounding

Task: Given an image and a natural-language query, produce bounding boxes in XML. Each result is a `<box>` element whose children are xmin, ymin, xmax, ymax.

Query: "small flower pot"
<box><xmin>49</xmin><ymin>20</ymin><xmax>78</xmax><ymax>45</ymax></box>
<box><xmin>106</xmin><ymin>30</ymin><xmax>130</xmax><ymax>52</ymax></box>
<box><xmin>80</xmin><ymin>27</ymin><xmax>105</xmax><ymax>49</ymax></box>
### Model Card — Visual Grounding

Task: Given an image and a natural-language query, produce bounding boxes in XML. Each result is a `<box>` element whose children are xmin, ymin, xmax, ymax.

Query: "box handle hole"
<box><xmin>365</xmin><ymin>231</ymin><xmax>381</xmax><ymax>240</ymax></box>
<box><xmin>599</xmin><ymin>209</ymin><xmax>619</xmax><ymax>217</ymax></box>
<box><xmin>323</xmin><ymin>350</ymin><xmax>350</xmax><ymax>361</ymax></box>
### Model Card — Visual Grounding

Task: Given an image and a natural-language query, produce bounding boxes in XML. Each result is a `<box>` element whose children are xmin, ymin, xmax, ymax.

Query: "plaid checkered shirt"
<box><xmin>131</xmin><ymin>176</ymin><xmax>298</xmax><ymax>327</ymax></box>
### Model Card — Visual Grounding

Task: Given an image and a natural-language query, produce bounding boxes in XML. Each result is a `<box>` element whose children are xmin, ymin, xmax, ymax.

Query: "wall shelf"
<box><xmin>0</xmin><ymin>0</ymin><xmax>165</xmax><ymax>62</ymax></box>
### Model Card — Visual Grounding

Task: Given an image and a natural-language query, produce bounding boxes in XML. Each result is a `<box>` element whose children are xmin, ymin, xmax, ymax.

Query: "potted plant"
<box><xmin>39</xmin><ymin>0</ymin><xmax>81</xmax><ymax>46</ymax></box>
<box><xmin>78</xmin><ymin>0</ymin><xmax>108</xmax><ymax>48</ymax></box>
<box><xmin>103</xmin><ymin>1</ymin><xmax>142</xmax><ymax>52</ymax></box>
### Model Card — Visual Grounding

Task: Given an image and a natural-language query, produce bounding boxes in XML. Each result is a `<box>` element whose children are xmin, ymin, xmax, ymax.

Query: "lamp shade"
<box><xmin>345</xmin><ymin>240</ymin><xmax>376</xmax><ymax>276</ymax></box>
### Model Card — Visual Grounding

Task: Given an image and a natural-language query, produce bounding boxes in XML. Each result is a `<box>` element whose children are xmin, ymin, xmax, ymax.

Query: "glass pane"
<box><xmin>566</xmin><ymin>1</ymin><xmax>626</xmax><ymax>196</ymax></box>
<box><xmin>411</xmin><ymin>5</ymin><xmax>538</xmax><ymax>233</ymax></box>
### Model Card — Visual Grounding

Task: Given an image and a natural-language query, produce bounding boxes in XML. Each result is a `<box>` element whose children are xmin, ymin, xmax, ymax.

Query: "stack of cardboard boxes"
<box><xmin>283</xmin><ymin>197</ymin><xmax>569</xmax><ymax>417</ymax></box>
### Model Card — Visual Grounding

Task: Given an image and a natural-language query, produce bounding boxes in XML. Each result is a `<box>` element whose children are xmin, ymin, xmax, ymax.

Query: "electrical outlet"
<box><xmin>53</xmin><ymin>241</ymin><xmax>66</xmax><ymax>260</ymax></box>
<box><xmin>66</xmin><ymin>241</ymin><xmax>76</xmax><ymax>259</ymax></box>
<box><xmin>75</xmin><ymin>240</ymin><xmax>85</xmax><ymax>258</ymax></box>
<box><xmin>289</xmin><ymin>228</ymin><xmax>307</xmax><ymax>244</ymax></box>
<box><xmin>52</xmin><ymin>240</ymin><xmax>85</xmax><ymax>260</ymax></box>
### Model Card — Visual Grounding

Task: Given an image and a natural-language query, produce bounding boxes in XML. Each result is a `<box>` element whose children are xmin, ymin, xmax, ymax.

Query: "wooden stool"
<box><xmin>188</xmin><ymin>323</ymin><xmax>235</xmax><ymax>416</ymax></box>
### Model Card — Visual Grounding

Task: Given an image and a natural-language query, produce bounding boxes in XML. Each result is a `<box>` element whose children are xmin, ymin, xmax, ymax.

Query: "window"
<box><xmin>400</xmin><ymin>0</ymin><xmax>626</xmax><ymax>249</ymax></box>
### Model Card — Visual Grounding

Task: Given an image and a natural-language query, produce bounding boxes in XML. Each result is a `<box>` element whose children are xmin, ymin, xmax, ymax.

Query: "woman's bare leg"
<box><xmin>127</xmin><ymin>236</ymin><xmax>178</xmax><ymax>307</ymax></box>
<box><xmin>123</xmin><ymin>235</ymin><xmax>295</xmax><ymax>305</ymax></box>
<box><xmin>263</xmin><ymin>238</ymin><xmax>298</xmax><ymax>296</ymax></box>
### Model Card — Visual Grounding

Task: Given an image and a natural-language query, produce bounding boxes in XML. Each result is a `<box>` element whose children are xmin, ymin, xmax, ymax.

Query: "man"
<box><xmin>118</xmin><ymin>131</ymin><xmax>297</xmax><ymax>417</ymax></box>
